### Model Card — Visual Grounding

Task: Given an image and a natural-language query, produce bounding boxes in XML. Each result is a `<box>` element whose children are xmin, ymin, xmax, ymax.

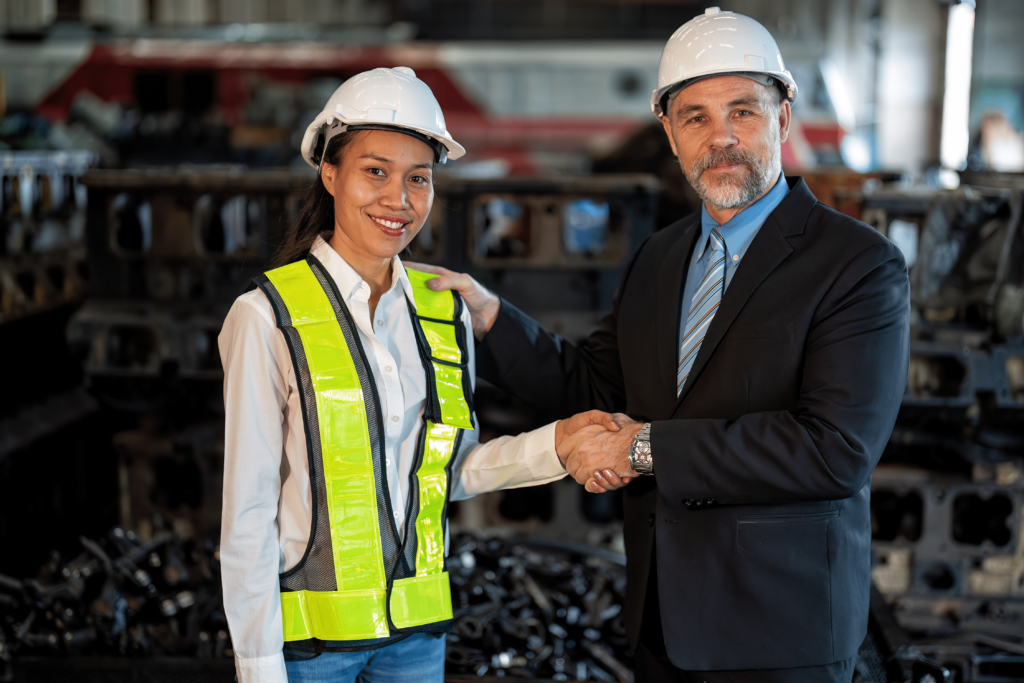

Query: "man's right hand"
<box><xmin>554</xmin><ymin>411</ymin><xmax>634</xmax><ymax>493</ymax></box>
<box><xmin>404</xmin><ymin>262</ymin><xmax>501</xmax><ymax>341</ymax></box>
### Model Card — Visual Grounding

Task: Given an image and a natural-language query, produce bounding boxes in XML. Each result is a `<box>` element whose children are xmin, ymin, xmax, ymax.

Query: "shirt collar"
<box><xmin>699</xmin><ymin>173</ymin><xmax>789</xmax><ymax>249</ymax></box>
<box><xmin>309</xmin><ymin>235</ymin><xmax>416</xmax><ymax>306</ymax></box>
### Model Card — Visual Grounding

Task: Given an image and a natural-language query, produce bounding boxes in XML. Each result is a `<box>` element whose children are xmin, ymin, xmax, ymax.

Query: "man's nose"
<box><xmin>707</xmin><ymin>116</ymin><xmax>739</xmax><ymax>149</ymax></box>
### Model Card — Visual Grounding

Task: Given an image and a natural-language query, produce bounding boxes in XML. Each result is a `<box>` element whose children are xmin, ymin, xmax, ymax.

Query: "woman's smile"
<box><xmin>369</xmin><ymin>214</ymin><xmax>411</xmax><ymax>236</ymax></box>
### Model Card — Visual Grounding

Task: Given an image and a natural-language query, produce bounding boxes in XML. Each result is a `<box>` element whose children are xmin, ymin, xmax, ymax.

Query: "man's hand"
<box><xmin>561</xmin><ymin>413</ymin><xmax>642</xmax><ymax>489</ymax></box>
<box><xmin>554</xmin><ymin>410</ymin><xmax>620</xmax><ymax>455</ymax></box>
<box><xmin>404</xmin><ymin>263</ymin><xmax>500</xmax><ymax>341</ymax></box>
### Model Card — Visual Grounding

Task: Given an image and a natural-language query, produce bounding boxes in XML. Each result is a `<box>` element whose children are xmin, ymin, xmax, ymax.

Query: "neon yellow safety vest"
<box><xmin>253</xmin><ymin>254</ymin><xmax>474</xmax><ymax>649</ymax></box>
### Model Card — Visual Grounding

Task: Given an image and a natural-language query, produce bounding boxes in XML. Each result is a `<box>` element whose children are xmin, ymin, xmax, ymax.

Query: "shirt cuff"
<box><xmin>523</xmin><ymin>422</ymin><xmax>565</xmax><ymax>480</ymax></box>
<box><xmin>235</xmin><ymin>653</ymin><xmax>288</xmax><ymax>683</ymax></box>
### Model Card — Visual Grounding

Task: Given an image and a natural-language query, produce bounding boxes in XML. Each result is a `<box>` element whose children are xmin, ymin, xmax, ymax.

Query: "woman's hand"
<box><xmin>404</xmin><ymin>262</ymin><xmax>501</xmax><ymax>341</ymax></box>
<box><xmin>586</xmin><ymin>469</ymin><xmax>632</xmax><ymax>494</ymax></box>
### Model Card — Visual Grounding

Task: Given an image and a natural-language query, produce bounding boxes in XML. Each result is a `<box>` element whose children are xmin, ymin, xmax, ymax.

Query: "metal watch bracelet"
<box><xmin>628</xmin><ymin>423</ymin><xmax>654</xmax><ymax>475</ymax></box>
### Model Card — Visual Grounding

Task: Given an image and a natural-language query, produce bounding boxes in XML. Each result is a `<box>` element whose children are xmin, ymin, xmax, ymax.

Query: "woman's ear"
<box><xmin>320</xmin><ymin>160</ymin><xmax>337</xmax><ymax>198</ymax></box>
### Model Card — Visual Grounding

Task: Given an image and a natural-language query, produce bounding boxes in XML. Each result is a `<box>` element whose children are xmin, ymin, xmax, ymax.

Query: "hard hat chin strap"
<box><xmin>320</xmin><ymin>120</ymin><xmax>447</xmax><ymax>165</ymax></box>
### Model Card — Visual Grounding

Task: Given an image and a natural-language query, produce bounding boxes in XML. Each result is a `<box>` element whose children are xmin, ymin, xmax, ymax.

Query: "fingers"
<box><xmin>597</xmin><ymin>469</ymin><xmax>629</xmax><ymax>490</ymax></box>
<box><xmin>403</xmin><ymin>262</ymin><xmax>448</xmax><ymax>275</ymax></box>
<box><xmin>598</xmin><ymin>411</ymin><xmax>621</xmax><ymax>432</ymax></box>
<box><xmin>560</xmin><ymin>410</ymin><xmax>620</xmax><ymax>442</ymax></box>
<box><xmin>599</xmin><ymin>469</ymin><xmax>626</xmax><ymax>488</ymax></box>
<box><xmin>586</xmin><ymin>469</ymin><xmax>632</xmax><ymax>493</ymax></box>
<box><xmin>426</xmin><ymin>273</ymin><xmax>461</xmax><ymax>292</ymax></box>
<box><xmin>403</xmin><ymin>262</ymin><xmax>464</xmax><ymax>294</ymax></box>
<box><xmin>612</xmin><ymin>412</ymin><xmax>639</xmax><ymax>426</ymax></box>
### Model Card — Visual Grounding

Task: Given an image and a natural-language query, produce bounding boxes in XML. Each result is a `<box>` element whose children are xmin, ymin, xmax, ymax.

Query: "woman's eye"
<box><xmin>410</xmin><ymin>175</ymin><xmax>429</xmax><ymax>184</ymax></box>
<box><xmin>369</xmin><ymin>167</ymin><xmax>385</xmax><ymax>176</ymax></box>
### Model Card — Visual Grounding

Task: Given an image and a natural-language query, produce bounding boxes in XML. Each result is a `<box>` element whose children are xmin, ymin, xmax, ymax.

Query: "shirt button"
<box><xmin>732</xmin><ymin>254</ymin><xmax>739</xmax><ymax>261</ymax></box>
<box><xmin>386</xmin><ymin>459</ymin><xmax>391</xmax><ymax>467</ymax></box>
<box><xmin>391</xmin><ymin>415</ymin><xmax>399</xmax><ymax>423</ymax></box>
<box><xmin>384</xmin><ymin>365</ymin><xmax>393</xmax><ymax>373</ymax></box>
<box><xmin>376</xmin><ymin>319</ymin><xmax>384</xmax><ymax>326</ymax></box>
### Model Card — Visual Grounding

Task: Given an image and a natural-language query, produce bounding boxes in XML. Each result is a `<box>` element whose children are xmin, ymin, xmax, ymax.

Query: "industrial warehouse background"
<box><xmin>0</xmin><ymin>0</ymin><xmax>1022</xmax><ymax>682</ymax></box>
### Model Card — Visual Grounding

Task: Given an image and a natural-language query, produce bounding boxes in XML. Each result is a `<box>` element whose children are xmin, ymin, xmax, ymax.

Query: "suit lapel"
<box><xmin>655</xmin><ymin>218</ymin><xmax>700</xmax><ymax>409</ymax></box>
<box><xmin>673</xmin><ymin>214</ymin><xmax>794</xmax><ymax>411</ymax></box>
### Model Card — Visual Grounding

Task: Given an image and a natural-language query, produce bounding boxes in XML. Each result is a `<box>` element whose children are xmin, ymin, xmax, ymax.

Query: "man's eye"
<box><xmin>689</xmin><ymin>116</ymin><xmax>704</xmax><ymax>124</ymax></box>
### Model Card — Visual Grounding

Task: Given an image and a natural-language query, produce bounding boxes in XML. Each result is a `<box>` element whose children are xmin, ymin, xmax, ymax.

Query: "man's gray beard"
<box><xmin>684</xmin><ymin>126</ymin><xmax>782</xmax><ymax>211</ymax></box>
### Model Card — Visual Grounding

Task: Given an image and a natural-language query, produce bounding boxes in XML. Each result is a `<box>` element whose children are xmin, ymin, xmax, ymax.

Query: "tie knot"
<box><xmin>709</xmin><ymin>229</ymin><xmax>725</xmax><ymax>254</ymax></box>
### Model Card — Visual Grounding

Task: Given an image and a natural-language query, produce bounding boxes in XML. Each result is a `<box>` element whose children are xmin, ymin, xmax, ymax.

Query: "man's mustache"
<box><xmin>690</xmin><ymin>149</ymin><xmax>757</xmax><ymax>179</ymax></box>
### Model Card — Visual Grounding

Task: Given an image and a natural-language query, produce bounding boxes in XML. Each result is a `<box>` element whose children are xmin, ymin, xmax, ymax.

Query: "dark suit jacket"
<box><xmin>476</xmin><ymin>177</ymin><xmax>910</xmax><ymax>671</ymax></box>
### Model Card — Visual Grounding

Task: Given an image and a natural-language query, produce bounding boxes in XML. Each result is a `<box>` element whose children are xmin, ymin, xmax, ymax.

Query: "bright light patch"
<box><xmin>820</xmin><ymin>58</ymin><xmax>857</xmax><ymax>133</ymax></box>
<box><xmin>841</xmin><ymin>134</ymin><xmax>873</xmax><ymax>172</ymax></box>
<box><xmin>940</xmin><ymin>3</ymin><xmax>975</xmax><ymax>171</ymax></box>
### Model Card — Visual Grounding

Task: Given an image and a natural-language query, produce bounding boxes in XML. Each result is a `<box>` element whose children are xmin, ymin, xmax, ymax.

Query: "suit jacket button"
<box><xmin>694</xmin><ymin>499</ymin><xmax>703</xmax><ymax>506</ymax></box>
<box><xmin>648</xmin><ymin>513</ymin><xmax>655</xmax><ymax>527</ymax></box>
<box><xmin>684</xmin><ymin>499</ymin><xmax>693</xmax><ymax>507</ymax></box>
<box><xmin>706</xmin><ymin>498</ymin><xmax>716</xmax><ymax>506</ymax></box>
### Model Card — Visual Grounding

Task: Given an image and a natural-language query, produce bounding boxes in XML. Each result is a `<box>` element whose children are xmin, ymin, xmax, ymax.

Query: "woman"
<box><xmin>218</xmin><ymin>67</ymin><xmax>619</xmax><ymax>683</ymax></box>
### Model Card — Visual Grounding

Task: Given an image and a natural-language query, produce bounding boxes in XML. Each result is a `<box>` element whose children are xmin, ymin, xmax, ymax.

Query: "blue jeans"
<box><xmin>285</xmin><ymin>633</ymin><xmax>446</xmax><ymax>683</ymax></box>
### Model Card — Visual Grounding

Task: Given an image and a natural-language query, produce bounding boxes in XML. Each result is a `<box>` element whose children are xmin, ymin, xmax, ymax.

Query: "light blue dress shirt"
<box><xmin>678</xmin><ymin>175</ymin><xmax>790</xmax><ymax>358</ymax></box>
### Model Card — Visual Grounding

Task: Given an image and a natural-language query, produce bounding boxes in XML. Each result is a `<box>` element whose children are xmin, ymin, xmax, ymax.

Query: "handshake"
<box><xmin>552</xmin><ymin>410</ymin><xmax>645</xmax><ymax>494</ymax></box>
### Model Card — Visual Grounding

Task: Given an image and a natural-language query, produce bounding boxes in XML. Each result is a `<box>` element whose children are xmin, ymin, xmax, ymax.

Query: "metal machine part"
<box><xmin>0</xmin><ymin>151</ymin><xmax>95</xmax><ymax>324</ymax></box>
<box><xmin>841</xmin><ymin>180</ymin><xmax>1024</xmax><ymax>682</ymax></box>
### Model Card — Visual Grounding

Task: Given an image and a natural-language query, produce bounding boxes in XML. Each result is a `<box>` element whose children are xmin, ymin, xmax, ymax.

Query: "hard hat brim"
<box><xmin>300</xmin><ymin>115</ymin><xmax>466</xmax><ymax>169</ymax></box>
<box><xmin>651</xmin><ymin>69</ymin><xmax>798</xmax><ymax>118</ymax></box>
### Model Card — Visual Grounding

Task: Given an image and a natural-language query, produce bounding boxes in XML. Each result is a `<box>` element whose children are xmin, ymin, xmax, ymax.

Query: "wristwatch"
<box><xmin>628</xmin><ymin>423</ymin><xmax>654</xmax><ymax>475</ymax></box>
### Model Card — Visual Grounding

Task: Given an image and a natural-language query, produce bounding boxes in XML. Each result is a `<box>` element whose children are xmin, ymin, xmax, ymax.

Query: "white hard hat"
<box><xmin>299</xmin><ymin>66</ymin><xmax>466</xmax><ymax>167</ymax></box>
<box><xmin>651</xmin><ymin>7</ymin><xmax>798</xmax><ymax>119</ymax></box>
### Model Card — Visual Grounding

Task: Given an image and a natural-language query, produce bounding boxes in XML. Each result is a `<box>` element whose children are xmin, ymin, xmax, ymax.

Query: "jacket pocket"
<box><xmin>732</xmin><ymin>512</ymin><xmax>835</xmax><ymax>668</ymax></box>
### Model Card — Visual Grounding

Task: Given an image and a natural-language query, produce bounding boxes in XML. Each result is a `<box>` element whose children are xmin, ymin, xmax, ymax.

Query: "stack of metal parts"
<box><xmin>0</xmin><ymin>527</ymin><xmax>230</xmax><ymax>680</ymax></box>
<box><xmin>837</xmin><ymin>181</ymin><xmax>1024</xmax><ymax>682</ymax></box>
<box><xmin>0</xmin><ymin>151</ymin><xmax>95</xmax><ymax>324</ymax></box>
<box><xmin>446</xmin><ymin>534</ymin><xmax>633</xmax><ymax>683</ymax></box>
<box><xmin>0</xmin><ymin>528</ymin><xmax>633</xmax><ymax>681</ymax></box>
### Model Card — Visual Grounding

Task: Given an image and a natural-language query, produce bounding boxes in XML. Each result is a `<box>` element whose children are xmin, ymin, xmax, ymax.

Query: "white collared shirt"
<box><xmin>218</xmin><ymin>236</ymin><xmax>565</xmax><ymax>683</ymax></box>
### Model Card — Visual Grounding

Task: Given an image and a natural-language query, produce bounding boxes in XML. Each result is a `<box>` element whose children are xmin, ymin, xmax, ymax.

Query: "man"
<box><xmin>413</xmin><ymin>8</ymin><xmax>910</xmax><ymax>682</ymax></box>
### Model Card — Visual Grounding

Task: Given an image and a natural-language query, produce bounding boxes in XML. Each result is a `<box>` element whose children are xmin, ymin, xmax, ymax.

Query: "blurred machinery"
<box><xmin>0</xmin><ymin>165</ymin><xmax>658</xmax><ymax>682</ymax></box>
<box><xmin>55</xmin><ymin>166</ymin><xmax>658</xmax><ymax>546</ymax></box>
<box><xmin>4</xmin><ymin>168</ymin><xmax>1024</xmax><ymax>681</ymax></box>
<box><xmin>0</xmin><ymin>150</ymin><xmax>94</xmax><ymax>323</ymax></box>
<box><xmin>841</xmin><ymin>182</ymin><xmax>1024</xmax><ymax>682</ymax></box>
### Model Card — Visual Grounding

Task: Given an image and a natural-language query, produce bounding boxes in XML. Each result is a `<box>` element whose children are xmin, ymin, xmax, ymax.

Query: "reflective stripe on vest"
<box><xmin>255</xmin><ymin>255</ymin><xmax>472</xmax><ymax>643</ymax></box>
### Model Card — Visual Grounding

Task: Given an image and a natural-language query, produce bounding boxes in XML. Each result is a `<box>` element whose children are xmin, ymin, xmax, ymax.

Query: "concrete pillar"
<box><xmin>876</xmin><ymin>0</ymin><xmax>945</xmax><ymax>176</ymax></box>
<box><xmin>153</xmin><ymin>0</ymin><xmax>212</xmax><ymax>26</ymax></box>
<box><xmin>81</xmin><ymin>0</ymin><xmax>147</xmax><ymax>28</ymax></box>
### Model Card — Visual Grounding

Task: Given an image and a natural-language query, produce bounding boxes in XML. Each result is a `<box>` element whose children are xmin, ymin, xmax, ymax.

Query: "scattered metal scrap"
<box><xmin>0</xmin><ymin>527</ymin><xmax>230</xmax><ymax>681</ymax></box>
<box><xmin>446</xmin><ymin>534</ymin><xmax>633</xmax><ymax>682</ymax></box>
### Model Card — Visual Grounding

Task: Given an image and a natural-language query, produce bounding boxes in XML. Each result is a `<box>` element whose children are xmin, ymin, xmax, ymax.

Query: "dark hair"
<box><xmin>271</xmin><ymin>130</ymin><xmax>360</xmax><ymax>268</ymax></box>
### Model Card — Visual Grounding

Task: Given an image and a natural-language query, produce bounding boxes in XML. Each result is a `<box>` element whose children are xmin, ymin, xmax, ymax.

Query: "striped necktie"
<box><xmin>677</xmin><ymin>229</ymin><xmax>726</xmax><ymax>395</ymax></box>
